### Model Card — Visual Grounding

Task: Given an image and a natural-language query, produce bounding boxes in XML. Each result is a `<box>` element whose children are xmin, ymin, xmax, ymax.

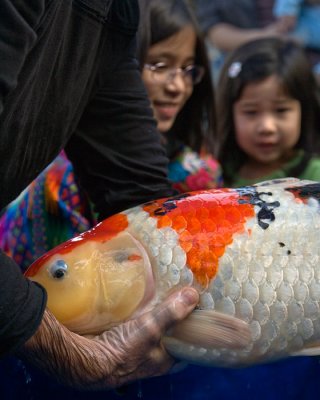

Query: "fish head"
<box><xmin>25</xmin><ymin>222</ymin><xmax>153</xmax><ymax>335</ymax></box>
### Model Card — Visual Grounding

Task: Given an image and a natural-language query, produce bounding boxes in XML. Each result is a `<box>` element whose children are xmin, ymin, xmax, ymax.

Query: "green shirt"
<box><xmin>229</xmin><ymin>150</ymin><xmax>320</xmax><ymax>187</ymax></box>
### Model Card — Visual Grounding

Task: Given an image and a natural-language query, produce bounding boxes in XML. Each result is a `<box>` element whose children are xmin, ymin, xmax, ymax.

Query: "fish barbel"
<box><xmin>25</xmin><ymin>178</ymin><xmax>320</xmax><ymax>367</ymax></box>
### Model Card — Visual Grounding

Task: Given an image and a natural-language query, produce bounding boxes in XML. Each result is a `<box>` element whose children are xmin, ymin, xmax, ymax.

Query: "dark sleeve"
<box><xmin>194</xmin><ymin>0</ymin><xmax>258</xmax><ymax>33</ymax></box>
<box><xmin>0</xmin><ymin>250</ymin><xmax>47</xmax><ymax>356</ymax></box>
<box><xmin>194</xmin><ymin>0</ymin><xmax>224</xmax><ymax>32</ymax></box>
<box><xmin>0</xmin><ymin>1</ymin><xmax>48</xmax><ymax>357</ymax></box>
<box><xmin>0</xmin><ymin>0</ymin><xmax>45</xmax><ymax>113</ymax></box>
<box><xmin>66</xmin><ymin>0</ymin><xmax>175</xmax><ymax>220</ymax></box>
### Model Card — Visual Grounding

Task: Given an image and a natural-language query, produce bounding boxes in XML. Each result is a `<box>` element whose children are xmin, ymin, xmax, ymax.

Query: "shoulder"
<box><xmin>107</xmin><ymin>0</ymin><xmax>139</xmax><ymax>34</ymax></box>
<box><xmin>299</xmin><ymin>156</ymin><xmax>320</xmax><ymax>181</ymax></box>
<box><xmin>195</xmin><ymin>0</ymin><xmax>257</xmax><ymax>32</ymax></box>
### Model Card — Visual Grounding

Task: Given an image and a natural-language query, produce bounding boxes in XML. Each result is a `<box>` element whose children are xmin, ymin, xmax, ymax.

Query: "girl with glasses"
<box><xmin>138</xmin><ymin>0</ymin><xmax>222</xmax><ymax>193</ymax></box>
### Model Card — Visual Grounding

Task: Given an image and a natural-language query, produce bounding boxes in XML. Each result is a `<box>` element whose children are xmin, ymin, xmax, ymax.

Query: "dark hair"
<box><xmin>216</xmin><ymin>37</ymin><xmax>320</xmax><ymax>184</ymax></box>
<box><xmin>137</xmin><ymin>0</ymin><xmax>216</xmax><ymax>155</ymax></box>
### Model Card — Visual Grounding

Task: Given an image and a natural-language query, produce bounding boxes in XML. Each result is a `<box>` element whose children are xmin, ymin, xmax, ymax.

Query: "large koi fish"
<box><xmin>25</xmin><ymin>178</ymin><xmax>320</xmax><ymax>367</ymax></box>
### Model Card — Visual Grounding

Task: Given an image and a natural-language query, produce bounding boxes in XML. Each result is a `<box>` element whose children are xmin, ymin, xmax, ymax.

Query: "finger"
<box><xmin>139</xmin><ymin>287</ymin><xmax>199</xmax><ymax>340</ymax></box>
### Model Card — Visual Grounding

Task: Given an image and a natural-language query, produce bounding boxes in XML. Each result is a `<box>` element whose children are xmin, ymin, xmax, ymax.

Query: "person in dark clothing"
<box><xmin>193</xmin><ymin>0</ymin><xmax>320</xmax><ymax>81</ymax></box>
<box><xmin>0</xmin><ymin>0</ymin><xmax>199</xmax><ymax>390</ymax></box>
<box><xmin>193</xmin><ymin>0</ymin><xmax>283</xmax><ymax>80</ymax></box>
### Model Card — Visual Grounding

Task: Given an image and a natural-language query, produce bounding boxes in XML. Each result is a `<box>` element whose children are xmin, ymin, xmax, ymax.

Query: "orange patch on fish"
<box><xmin>143</xmin><ymin>191</ymin><xmax>255</xmax><ymax>285</ymax></box>
<box><xmin>128</xmin><ymin>254</ymin><xmax>142</xmax><ymax>262</ymax></box>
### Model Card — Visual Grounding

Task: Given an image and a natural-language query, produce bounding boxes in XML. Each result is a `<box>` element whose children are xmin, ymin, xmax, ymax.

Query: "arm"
<box><xmin>273</xmin><ymin>0</ymin><xmax>302</xmax><ymax>16</ymax></box>
<box><xmin>0</xmin><ymin>2</ymin><xmax>51</xmax><ymax>357</ymax></box>
<box><xmin>207</xmin><ymin>23</ymin><xmax>284</xmax><ymax>53</ymax></box>
<box><xmin>194</xmin><ymin>0</ymin><xmax>283</xmax><ymax>53</ymax></box>
<box><xmin>273</xmin><ymin>0</ymin><xmax>302</xmax><ymax>32</ymax></box>
<box><xmin>0</xmin><ymin>0</ymin><xmax>44</xmax><ymax>114</ymax></box>
<box><xmin>18</xmin><ymin>288</ymin><xmax>199</xmax><ymax>389</ymax></box>
<box><xmin>66</xmin><ymin>2</ymin><xmax>175</xmax><ymax>219</ymax></box>
<box><xmin>0</xmin><ymin>251</ymin><xmax>47</xmax><ymax>356</ymax></box>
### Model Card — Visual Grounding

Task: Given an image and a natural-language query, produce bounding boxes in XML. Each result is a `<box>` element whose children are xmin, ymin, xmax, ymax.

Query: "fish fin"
<box><xmin>291</xmin><ymin>342</ymin><xmax>320</xmax><ymax>357</ymax></box>
<box><xmin>167</xmin><ymin>309</ymin><xmax>251</xmax><ymax>350</ymax></box>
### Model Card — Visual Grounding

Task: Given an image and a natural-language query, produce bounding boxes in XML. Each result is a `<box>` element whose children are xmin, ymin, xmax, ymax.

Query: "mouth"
<box><xmin>154</xmin><ymin>102</ymin><xmax>180</xmax><ymax>119</ymax></box>
<box><xmin>256</xmin><ymin>142</ymin><xmax>277</xmax><ymax>151</ymax></box>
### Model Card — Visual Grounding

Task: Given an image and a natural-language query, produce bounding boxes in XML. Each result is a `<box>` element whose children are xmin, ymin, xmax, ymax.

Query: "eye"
<box><xmin>243</xmin><ymin>110</ymin><xmax>257</xmax><ymax>116</ymax></box>
<box><xmin>49</xmin><ymin>259</ymin><xmax>68</xmax><ymax>279</ymax></box>
<box><xmin>152</xmin><ymin>62</ymin><xmax>169</xmax><ymax>73</ymax></box>
<box><xmin>276</xmin><ymin>107</ymin><xmax>291</xmax><ymax>113</ymax></box>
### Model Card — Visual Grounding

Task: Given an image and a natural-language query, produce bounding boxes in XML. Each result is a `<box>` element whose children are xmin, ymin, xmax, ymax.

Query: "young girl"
<box><xmin>216</xmin><ymin>37</ymin><xmax>320</xmax><ymax>187</ymax></box>
<box><xmin>137</xmin><ymin>0</ymin><xmax>222</xmax><ymax>192</ymax></box>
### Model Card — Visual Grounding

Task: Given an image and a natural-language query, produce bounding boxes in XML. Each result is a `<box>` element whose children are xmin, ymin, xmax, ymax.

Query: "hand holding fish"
<box><xmin>25</xmin><ymin>178</ymin><xmax>320</xmax><ymax>370</ymax></box>
<box><xmin>18</xmin><ymin>287</ymin><xmax>199</xmax><ymax>390</ymax></box>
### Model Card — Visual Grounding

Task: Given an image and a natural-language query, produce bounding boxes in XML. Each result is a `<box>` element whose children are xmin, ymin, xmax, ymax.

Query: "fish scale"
<box><xmin>25</xmin><ymin>178</ymin><xmax>320</xmax><ymax>368</ymax></box>
<box><xmin>123</xmin><ymin>180</ymin><xmax>320</xmax><ymax>366</ymax></box>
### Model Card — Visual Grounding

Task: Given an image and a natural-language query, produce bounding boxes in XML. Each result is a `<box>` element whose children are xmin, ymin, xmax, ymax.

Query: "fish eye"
<box><xmin>49</xmin><ymin>259</ymin><xmax>68</xmax><ymax>279</ymax></box>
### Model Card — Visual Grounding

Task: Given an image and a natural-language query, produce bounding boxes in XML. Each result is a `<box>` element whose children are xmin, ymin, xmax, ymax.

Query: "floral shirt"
<box><xmin>168</xmin><ymin>145</ymin><xmax>223</xmax><ymax>192</ymax></box>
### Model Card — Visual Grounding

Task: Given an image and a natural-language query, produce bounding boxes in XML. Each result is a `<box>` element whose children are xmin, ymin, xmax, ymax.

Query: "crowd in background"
<box><xmin>1</xmin><ymin>0</ymin><xmax>320</xmax><ymax>399</ymax></box>
<box><xmin>192</xmin><ymin>0</ymin><xmax>320</xmax><ymax>83</ymax></box>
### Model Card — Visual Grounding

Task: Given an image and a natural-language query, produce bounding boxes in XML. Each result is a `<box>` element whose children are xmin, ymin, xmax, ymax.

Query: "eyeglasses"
<box><xmin>144</xmin><ymin>62</ymin><xmax>205</xmax><ymax>85</ymax></box>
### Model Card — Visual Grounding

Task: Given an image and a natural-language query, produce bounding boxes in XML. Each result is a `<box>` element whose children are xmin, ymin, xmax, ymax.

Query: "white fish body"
<box><xmin>26</xmin><ymin>178</ymin><xmax>320</xmax><ymax>367</ymax></box>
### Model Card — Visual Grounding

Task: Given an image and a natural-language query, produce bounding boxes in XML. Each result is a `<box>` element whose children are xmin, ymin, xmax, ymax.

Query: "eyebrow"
<box><xmin>237</xmin><ymin>97</ymin><xmax>296</xmax><ymax>106</ymax></box>
<box><xmin>147</xmin><ymin>52</ymin><xmax>195</xmax><ymax>63</ymax></box>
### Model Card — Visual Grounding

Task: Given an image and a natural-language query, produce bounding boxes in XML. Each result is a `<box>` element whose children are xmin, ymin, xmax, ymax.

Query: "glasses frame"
<box><xmin>144</xmin><ymin>62</ymin><xmax>205</xmax><ymax>86</ymax></box>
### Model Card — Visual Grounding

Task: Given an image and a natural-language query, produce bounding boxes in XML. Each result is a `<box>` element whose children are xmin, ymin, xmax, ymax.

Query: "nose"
<box><xmin>257</xmin><ymin>113</ymin><xmax>277</xmax><ymax>135</ymax></box>
<box><xmin>165</xmin><ymin>71</ymin><xmax>188</xmax><ymax>93</ymax></box>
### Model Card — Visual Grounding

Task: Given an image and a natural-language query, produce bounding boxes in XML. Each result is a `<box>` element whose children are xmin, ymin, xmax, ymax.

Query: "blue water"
<box><xmin>1</xmin><ymin>355</ymin><xmax>320</xmax><ymax>400</ymax></box>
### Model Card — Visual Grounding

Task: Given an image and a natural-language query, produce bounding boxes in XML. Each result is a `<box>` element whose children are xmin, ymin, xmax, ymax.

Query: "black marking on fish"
<box><xmin>237</xmin><ymin>187</ymin><xmax>280</xmax><ymax>230</ymax></box>
<box><xmin>255</xmin><ymin>179</ymin><xmax>288</xmax><ymax>186</ymax></box>
<box><xmin>152</xmin><ymin>193</ymin><xmax>191</xmax><ymax>216</ymax></box>
<box><xmin>154</xmin><ymin>208</ymin><xmax>167</xmax><ymax>216</ymax></box>
<box><xmin>279</xmin><ymin>242</ymin><xmax>285</xmax><ymax>247</ymax></box>
<box><xmin>285</xmin><ymin>183</ymin><xmax>320</xmax><ymax>203</ymax></box>
<box><xmin>287</xmin><ymin>250</ymin><xmax>291</xmax><ymax>255</ymax></box>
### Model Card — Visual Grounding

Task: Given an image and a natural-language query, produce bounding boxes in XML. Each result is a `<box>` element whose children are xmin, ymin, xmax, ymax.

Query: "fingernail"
<box><xmin>181</xmin><ymin>288</ymin><xmax>198</xmax><ymax>305</ymax></box>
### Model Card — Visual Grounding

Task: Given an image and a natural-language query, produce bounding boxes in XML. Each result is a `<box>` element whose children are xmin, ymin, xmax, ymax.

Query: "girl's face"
<box><xmin>142</xmin><ymin>26</ymin><xmax>196</xmax><ymax>133</ymax></box>
<box><xmin>233</xmin><ymin>75</ymin><xmax>301</xmax><ymax>172</ymax></box>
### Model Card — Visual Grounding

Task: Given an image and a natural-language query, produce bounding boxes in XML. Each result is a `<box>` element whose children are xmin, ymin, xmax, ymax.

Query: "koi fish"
<box><xmin>25</xmin><ymin>178</ymin><xmax>320</xmax><ymax>367</ymax></box>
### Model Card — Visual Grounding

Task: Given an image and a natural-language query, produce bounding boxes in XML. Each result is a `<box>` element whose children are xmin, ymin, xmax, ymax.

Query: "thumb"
<box><xmin>141</xmin><ymin>287</ymin><xmax>199</xmax><ymax>336</ymax></box>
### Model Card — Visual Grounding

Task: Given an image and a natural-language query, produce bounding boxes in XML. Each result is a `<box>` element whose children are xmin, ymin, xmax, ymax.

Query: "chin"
<box><xmin>158</xmin><ymin>121</ymin><xmax>174</xmax><ymax>133</ymax></box>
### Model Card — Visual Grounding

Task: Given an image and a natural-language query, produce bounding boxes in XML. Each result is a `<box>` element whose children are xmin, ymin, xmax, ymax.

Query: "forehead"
<box><xmin>237</xmin><ymin>75</ymin><xmax>291</xmax><ymax>103</ymax></box>
<box><xmin>147</xmin><ymin>25</ymin><xmax>196</xmax><ymax>60</ymax></box>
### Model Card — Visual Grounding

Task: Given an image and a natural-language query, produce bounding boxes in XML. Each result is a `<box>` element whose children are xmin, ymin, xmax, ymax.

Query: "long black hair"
<box><xmin>137</xmin><ymin>0</ymin><xmax>216</xmax><ymax>155</ymax></box>
<box><xmin>216</xmin><ymin>37</ymin><xmax>320</xmax><ymax>184</ymax></box>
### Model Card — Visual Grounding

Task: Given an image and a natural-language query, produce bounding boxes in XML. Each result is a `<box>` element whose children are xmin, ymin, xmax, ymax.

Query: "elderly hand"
<box><xmin>18</xmin><ymin>287</ymin><xmax>199</xmax><ymax>390</ymax></box>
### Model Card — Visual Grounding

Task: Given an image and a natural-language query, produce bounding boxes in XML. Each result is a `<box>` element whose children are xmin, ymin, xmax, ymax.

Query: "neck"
<box><xmin>239</xmin><ymin>151</ymin><xmax>297</xmax><ymax>180</ymax></box>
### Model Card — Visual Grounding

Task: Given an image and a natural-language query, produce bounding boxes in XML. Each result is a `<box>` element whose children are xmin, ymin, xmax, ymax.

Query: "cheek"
<box><xmin>175</xmin><ymin>85</ymin><xmax>193</xmax><ymax>114</ymax></box>
<box><xmin>234</xmin><ymin>112</ymin><xmax>250</xmax><ymax>140</ymax></box>
<box><xmin>234</xmin><ymin>118</ymin><xmax>254</xmax><ymax>151</ymax></box>
<box><xmin>285</xmin><ymin>110</ymin><xmax>301</xmax><ymax>147</ymax></box>
<box><xmin>142</xmin><ymin>73</ymin><xmax>158</xmax><ymax>103</ymax></box>
<box><xmin>185</xmin><ymin>86</ymin><xmax>193</xmax><ymax>101</ymax></box>
<box><xmin>143</xmin><ymin>83</ymin><xmax>156</xmax><ymax>103</ymax></box>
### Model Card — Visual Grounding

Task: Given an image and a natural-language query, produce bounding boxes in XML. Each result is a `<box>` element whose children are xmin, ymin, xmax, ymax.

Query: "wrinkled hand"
<box><xmin>18</xmin><ymin>287</ymin><xmax>199</xmax><ymax>390</ymax></box>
